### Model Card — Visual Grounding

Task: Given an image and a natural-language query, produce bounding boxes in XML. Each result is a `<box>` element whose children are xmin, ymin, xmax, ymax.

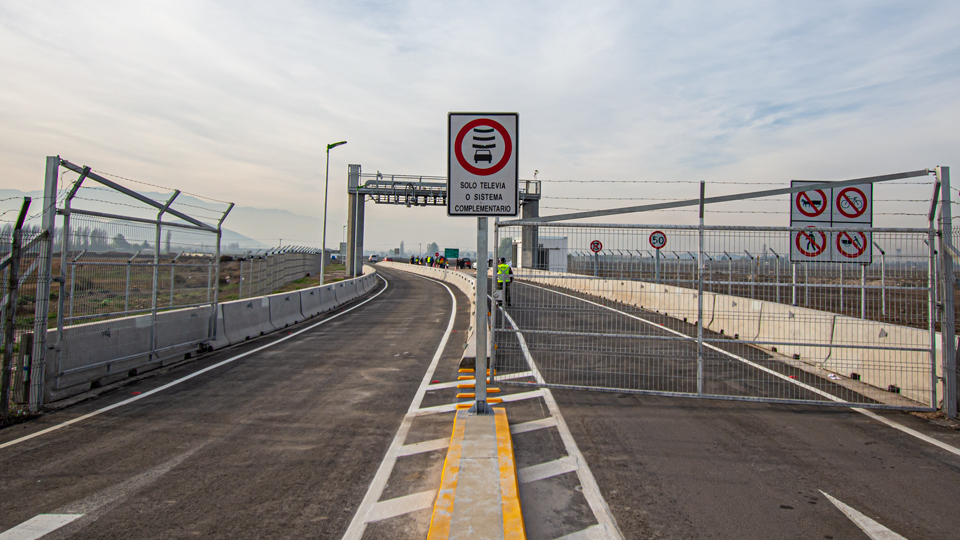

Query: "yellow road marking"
<box><xmin>427</xmin><ymin>411</ymin><xmax>466</xmax><ymax>539</ymax></box>
<box><xmin>494</xmin><ymin>408</ymin><xmax>526</xmax><ymax>540</ymax></box>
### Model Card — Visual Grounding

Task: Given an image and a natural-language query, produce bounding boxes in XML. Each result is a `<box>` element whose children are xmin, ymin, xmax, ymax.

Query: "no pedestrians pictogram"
<box><xmin>796</xmin><ymin>228</ymin><xmax>827</xmax><ymax>258</ymax></box>
<box><xmin>835</xmin><ymin>187</ymin><xmax>868</xmax><ymax>220</ymax></box>
<box><xmin>795</xmin><ymin>189</ymin><xmax>828</xmax><ymax>218</ymax></box>
<box><xmin>836</xmin><ymin>230</ymin><xmax>868</xmax><ymax>259</ymax></box>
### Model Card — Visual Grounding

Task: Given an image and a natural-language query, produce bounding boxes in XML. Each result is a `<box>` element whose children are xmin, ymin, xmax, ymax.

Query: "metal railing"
<box><xmin>235</xmin><ymin>248</ymin><xmax>323</xmax><ymax>299</ymax></box>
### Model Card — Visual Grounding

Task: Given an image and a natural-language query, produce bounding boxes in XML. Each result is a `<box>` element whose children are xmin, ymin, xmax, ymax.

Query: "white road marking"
<box><xmin>554</xmin><ymin>524</ymin><xmax>607</xmax><ymax>540</ymax></box>
<box><xmin>0</xmin><ymin>276</ymin><xmax>391</xmax><ymax>452</ymax></box>
<box><xmin>523</xmin><ymin>281</ymin><xmax>960</xmax><ymax>459</ymax></box>
<box><xmin>518</xmin><ymin>456</ymin><xmax>580</xmax><ymax>484</ymax></box>
<box><xmin>412</xmin><ymin>389</ymin><xmax>546</xmax><ymax>416</ymax></box>
<box><xmin>510</xmin><ymin>416</ymin><xmax>558</xmax><ymax>435</ymax></box>
<box><xmin>341</xmin><ymin>274</ymin><xmax>456</xmax><ymax>540</ymax></box>
<box><xmin>365</xmin><ymin>490</ymin><xmax>437</xmax><ymax>523</ymax></box>
<box><xmin>821</xmin><ymin>491</ymin><xmax>907</xmax><ymax>540</ymax></box>
<box><xmin>398</xmin><ymin>437</ymin><xmax>449</xmax><ymax>457</ymax></box>
<box><xmin>0</xmin><ymin>515</ymin><xmax>82</xmax><ymax>540</ymax></box>
<box><xmin>425</xmin><ymin>370</ymin><xmax>535</xmax><ymax>391</ymax></box>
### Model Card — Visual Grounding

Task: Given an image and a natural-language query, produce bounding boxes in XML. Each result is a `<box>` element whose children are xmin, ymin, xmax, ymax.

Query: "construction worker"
<box><xmin>425</xmin><ymin>254</ymin><xmax>433</xmax><ymax>266</ymax></box>
<box><xmin>497</xmin><ymin>257</ymin><xmax>512</xmax><ymax>306</ymax></box>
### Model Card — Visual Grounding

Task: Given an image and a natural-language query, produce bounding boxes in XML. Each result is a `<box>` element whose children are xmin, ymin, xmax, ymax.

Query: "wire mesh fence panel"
<box><xmin>492</xmin><ymin>222</ymin><xmax>936</xmax><ymax>410</ymax></box>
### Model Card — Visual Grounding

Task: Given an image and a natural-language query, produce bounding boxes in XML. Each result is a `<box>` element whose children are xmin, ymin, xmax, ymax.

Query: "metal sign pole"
<box><xmin>474</xmin><ymin>217</ymin><xmax>489</xmax><ymax>414</ymax></box>
<box><xmin>936</xmin><ymin>166</ymin><xmax>957</xmax><ymax>418</ymax></box>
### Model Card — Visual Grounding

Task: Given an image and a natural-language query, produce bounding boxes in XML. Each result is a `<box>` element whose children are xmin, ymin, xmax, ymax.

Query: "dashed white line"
<box><xmin>0</xmin><ymin>515</ymin><xmax>82</xmax><ymax>540</ymax></box>
<box><xmin>365</xmin><ymin>490</ymin><xmax>438</xmax><ymax>523</ymax></box>
<box><xmin>397</xmin><ymin>437</ymin><xmax>450</xmax><ymax>457</ymax></box>
<box><xmin>518</xmin><ymin>456</ymin><xmax>580</xmax><ymax>484</ymax></box>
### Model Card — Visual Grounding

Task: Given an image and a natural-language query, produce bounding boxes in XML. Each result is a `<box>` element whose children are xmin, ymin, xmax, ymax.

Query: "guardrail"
<box><xmin>43</xmin><ymin>268</ymin><xmax>380</xmax><ymax>403</ymax></box>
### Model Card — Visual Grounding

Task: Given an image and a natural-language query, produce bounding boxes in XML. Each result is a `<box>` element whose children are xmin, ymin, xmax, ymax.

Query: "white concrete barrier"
<box><xmin>300</xmin><ymin>287</ymin><xmax>323</xmax><ymax>317</ymax></box>
<box><xmin>269</xmin><ymin>291</ymin><xmax>304</xmax><ymax>329</ymax></box>
<box><xmin>209</xmin><ymin>305</ymin><xmax>230</xmax><ymax>350</ymax></box>
<box><xmin>222</xmin><ymin>296</ymin><xmax>276</xmax><ymax>342</ymax></box>
<box><xmin>335</xmin><ymin>280</ymin><xmax>359</xmax><ymax>304</ymax></box>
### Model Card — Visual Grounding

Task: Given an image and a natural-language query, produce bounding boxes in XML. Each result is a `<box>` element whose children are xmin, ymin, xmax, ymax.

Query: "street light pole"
<box><xmin>321</xmin><ymin>140</ymin><xmax>347</xmax><ymax>286</ymax></box>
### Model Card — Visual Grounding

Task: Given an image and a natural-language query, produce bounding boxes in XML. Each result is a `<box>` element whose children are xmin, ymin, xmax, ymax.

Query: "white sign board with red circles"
<box><xmin>833</xmin><ymin>229</ymin><xmax>872</xmax><ymax>263</ymax></box>
<box><xmin>790</xmin><ymin>227</ymin><xmax>831</xmax><ymax>263</ymax></box>
<box><xmin>791</xmin><ymin>181</ymin><xmax>831</xmax><ymax>223</ymax></box>
<box><xmin>649</xmin><ymin>231</ymin><xmax>667</xmax><ymax>250</ymax></box>
<box><xmin>832</xmin><ymin>184</ymin><xmax>872</xmax><ymax>224</ymax></box>
<box><xmin>447</xmin><ymin>112</ymin><xmax>519</xmax><ymax>216</ymax></box>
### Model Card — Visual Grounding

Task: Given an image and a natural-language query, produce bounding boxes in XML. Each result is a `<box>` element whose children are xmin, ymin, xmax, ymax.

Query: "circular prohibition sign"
<box><xmin>836</xmin><ymin>230</ymin><xmax>868</xmax><ymax>258</ymax></box>
<box><xmin>795</xmin><ymin>228</ymin><xmax>827</xmax><ymax>257</ymax></box>
<box><xmin>454</xmin><ymin>118</ymin><xmax>513</xmax><ymax>176</ymax></box>
<box><xmin>590</xmin><ymin>240</ymin><xmax>603</xmax><ymax>253</ymax></box>
<box><xmin>836</xmin><ymin>187</ymin><xmax>868</xmax><ymax>219</ymax></box>
<box><xmin>649</xmin><ymin>231</ymin><xmax>667</xmax><ymax>250</ymax></box>
<box><xmin>795</xmin><ymin>189</ymin><xmax>828</xmax><ymax>218</ymax></box>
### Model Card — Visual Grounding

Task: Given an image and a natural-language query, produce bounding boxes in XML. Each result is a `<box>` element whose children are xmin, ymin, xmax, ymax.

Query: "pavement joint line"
<box><xmin>509</xmin><ymin>416</ymin><xmax>558</xmax><ymax>435</ymax></box>
<box><xmin>495</xmin><ymin>294</ymin><xmax>624</xmax><ymax>540</ymax></box>
<box><xmin>0</xmin><ymin>274</ymin><xmax>392</xmax><ymax>452</ymax></box>
<box><xmin>398</xmin><ymin>437</ymin><xmax>451</xmax><ymax>457</ymax></box>
<box><xmin>365</xmin><ymin>490</ymin><xmax>438</xmax><ymax>523</ymax></box>
<box><xmin>523</xmin><ymin>281</ymin><xmax>960</xmax><ymax>460</ymax></box>
<box><xmin>342</xmin><ymin>272</ymin><xmax>458</xmax><ymax>540</ymax></box>
<box><xmin>553</xmin><ymin>524</ymin><xmax>606</xmax><ymax>540</ymax></box>
<box><xmin>494</xmin><ymin>408</ymin><xmax>526</xmax><ymax>540</ymax></box>
<box><xmin>517</xmin><ymin>456</ymin><xmax>580</xmax><ymax>484</ymax></box>
<box><xmin>427</xmin><ymin>410</ymin><xmax>466</xmax><ymax>539</ymax></box>
<box><xmin>0</xmin><ymin>514</ymin><xmax>83</xmax><ymax>540</ymax></box>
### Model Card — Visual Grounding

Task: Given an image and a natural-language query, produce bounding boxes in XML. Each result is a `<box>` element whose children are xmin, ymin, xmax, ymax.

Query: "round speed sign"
<box><xmin>590</xmin><ymin>240</ymin><xmax>603</xmax><ymax>253</ymax></box>
<box><xmin>649</xmin><ymin>231</ymin><xmax>667</xmax><ymax>250</ymax></box>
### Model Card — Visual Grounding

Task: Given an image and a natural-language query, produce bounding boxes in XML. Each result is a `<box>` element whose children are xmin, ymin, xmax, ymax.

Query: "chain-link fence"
<box><xmin>232</xmin><ymin>251</ymin><xmax>323</xmax><ymax>299</ymax></box>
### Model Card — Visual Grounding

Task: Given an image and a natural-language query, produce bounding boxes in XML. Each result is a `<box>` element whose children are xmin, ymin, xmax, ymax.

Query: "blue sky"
<box><xmin>1</xmin><ymin>1</ymin><xmax>958</xmax><ymax>251</ymax></box>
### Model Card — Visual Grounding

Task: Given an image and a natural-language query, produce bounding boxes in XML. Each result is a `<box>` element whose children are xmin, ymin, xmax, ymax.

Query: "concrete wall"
<box><xmin>45</xmin><ymin>268</ymin><xmax>380</xmax><ymax>404</ymax></box>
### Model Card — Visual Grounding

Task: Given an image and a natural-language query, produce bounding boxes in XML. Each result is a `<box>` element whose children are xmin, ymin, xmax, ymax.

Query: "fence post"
<box><xmin>151</xmin><ymin>191</ymin><xmax>180</xmax><ymax>361</ymax></box>
<box><xmin>937</xmin><ymin>167</ymin><xmax>957</xmax><ymax>418</ymax></box>
<box><xmin>927</xmin><ymin>179</ymin><xmax>941</xmax><ymax>411</ymax></box>
<box><xmin>697</xmin><ymin>182</ymin><xmax>705</xmax><ymax>395</ymax></box>
<box><xmin>29</xmin><ymin>157</ymin><xmax>59</xmax><ymax>412</ymax></box>
<box><xmin>1</xmin><ymin>198</ymin><xmax>30</xmax><ymax>420</ymax></box>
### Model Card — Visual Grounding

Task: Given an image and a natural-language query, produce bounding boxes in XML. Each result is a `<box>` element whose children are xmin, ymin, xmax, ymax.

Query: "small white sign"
<box><xmin>790</xmin><ymin>226</ymin><xmax>831</xmax><ymax>263</ymax></box>
<box><xmin>832</xmin><ymin>184</ymin><xmax>872</xmax><ymax>224</ymax></box>
<box><xmin>448</xmin><ymin>113</ymin><xmax>519</xmax><ymax>216</ymax></box>
<box><xmin>791</xmin><ymin>180</ymin><xmax>831</xmax><ymax>223</ymax></box>
<box><xmin>832</xmin><ymin>229</ymin><xmax>872</xmax><ymax>263</ymax></box>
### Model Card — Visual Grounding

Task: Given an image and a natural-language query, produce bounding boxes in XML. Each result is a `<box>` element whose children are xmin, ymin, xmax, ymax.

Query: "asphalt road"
<box><xmin>0</xmin><ymin>267</ymin><xmax>464</xmax><ymax>539</ymax></box>
<box><xmin>498</xmin><ymin>278</ymin><xmax>960</xmax><ymax>539</ymax></box>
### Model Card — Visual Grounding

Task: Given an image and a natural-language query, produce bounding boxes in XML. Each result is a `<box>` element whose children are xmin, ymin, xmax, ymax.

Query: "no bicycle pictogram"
<box><xmin>454</xmin><ymin>118</ymin><xmax>513</xmax><ymax>176</ymax></box>
<box><xmin>836</xmin><ymin>231</ymin><xmax>868</xmax><ymax>258</ymax></box>
<box><xmin>836</xmin><ymin>187</ymin><xmax>868</xmax><ymax>219</ymax></box>
<box><xmin>796</xmin><ymin>229</ymin><xmax>827</xmax><ymax>257</ymax></box>
<box><xmin>796</xmin><ymin>189</ymin><xmax>828</xmax><ymax>218</ymax></box>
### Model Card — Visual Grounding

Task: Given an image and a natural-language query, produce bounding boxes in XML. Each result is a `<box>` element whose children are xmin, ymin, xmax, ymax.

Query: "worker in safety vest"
<box><xmin>497</xmin><ymin>257</ymin><xmax>512</xmax><ymax>306</ymax></box>
<box><xmin>425</xmin><ymin>255</ymin><xmax>433</xmax><ymax>266</ymax></box>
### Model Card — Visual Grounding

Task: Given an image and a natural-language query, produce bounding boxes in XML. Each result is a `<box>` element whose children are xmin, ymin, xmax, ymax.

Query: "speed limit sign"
<box><xmin>649</xmin><ymin>231</ymin><xmax>667</xmax><ymax>250</ymax></box>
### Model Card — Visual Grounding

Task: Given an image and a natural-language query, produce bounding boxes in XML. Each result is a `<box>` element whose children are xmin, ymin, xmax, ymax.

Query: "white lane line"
<box><xmin>412</xmin><ymin>390</ymin><xmax>546</xmax><ymax>417</ymax></box>
<box><xmin>523</xmin><ymin>281</ymin><xmax>960</xmax><ymax>459</ymax></box>
<box><xmin>518</xmin><ymin>456</ymin><xmax>580</xmax><ymax>484</ymax></box>
<box><xmin>510</xmin><ymin>416</ymin><xmax>558</xmax><ymax>435</ymax></box>
<box><xmin>398</xmin><ymin>437</ymin><xmax>449</xmax><ymax>457</ymax></box>
<box><xmin>821</xmin><ymin>491</ymin><xmax>907</xmax><ymax>540</ymax></box>
<box><xmin>365</xmin><ymin>490</ymin><xmax>437</xmax><ymax>523</ymax></box>
<box><xmin>425</xmin><ymin>380</ymin><xmax>466</xmax><ymax>391</ymax></box>
<box><xmin>0</xmin><ymin>514</ymin><xmax>83</xmax><ymax>540</ymax></box>
<box><xmin>0</xmin><ymin>276</ymin><xmax>391</xmax><ymax>452</ymax></box>
<box><xmin>341</xmin><ymin>275</ymin><xmax>457</xmax><ymax>540</ymax></box>
<box><xmin>555</xmin><ymin>524</ymin><xmax>607</xmax><ymax>540</ymax></box>
<box><xmin>495</xmin><ymin>295</ymin><xmax>624</xmax><ymax>540</ymax></box>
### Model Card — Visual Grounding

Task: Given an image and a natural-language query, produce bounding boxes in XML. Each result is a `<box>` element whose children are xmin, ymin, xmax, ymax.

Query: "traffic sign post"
<box><xmin>590</xmin><ymin>240</ymin><xmax>602</xmax><ymax>276</ymax></box>
<box><xmin>448</xmin><ymin>113</ymin><xmax>519</xmax><ymax>217</ymax></box>
<box><xmin>649</xmin><ymin>231</ymin><xmax>666</xmax><ymax>283</ymax></box>
<box><xmin>789</xmin><ymin>180</ymin><xmax>872</xmax><ymax>263</ymax></box>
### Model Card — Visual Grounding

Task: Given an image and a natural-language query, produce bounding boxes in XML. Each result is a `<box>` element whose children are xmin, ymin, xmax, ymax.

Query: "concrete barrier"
<box><xmin>269</xmin><ymin>291</ymin><xmax>304</xmax><ymax>329</ymax></box>
<box><xmin>209</xmin><ymin>305</ymin><xmax>231</xmax><ymax>349</ymax></box>
<box><xmin>300</xmin><ymin>287</ymin><xmax>323</xmax><ymax>317</ymax></box>
<box><xmin>335</xmin><ymin>280</ymin><xmax>359</xmax><ymax>304</ymax></box>
<box><xmin>222</xmin><ymin>296</ymin><xmax>276</xmax><ymax>342</ymax></box>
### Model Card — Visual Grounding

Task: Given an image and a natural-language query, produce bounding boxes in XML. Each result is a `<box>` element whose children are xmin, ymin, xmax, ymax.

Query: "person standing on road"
<box><xmin>497</xmin><ymin>257</ymin><xmax>512</xmax><ymax>307</ymax></box>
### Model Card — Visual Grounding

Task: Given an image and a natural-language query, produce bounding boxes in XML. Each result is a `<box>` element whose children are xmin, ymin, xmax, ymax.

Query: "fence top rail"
<box><xmin>500</xmin><ymin>169</ymin><xmax>934</xmax><ymax>224</ymax></box>
<box><xmin>496</xmin><ymin>221</ymin><xmax>931</xmax><ymax>234</ymax></box>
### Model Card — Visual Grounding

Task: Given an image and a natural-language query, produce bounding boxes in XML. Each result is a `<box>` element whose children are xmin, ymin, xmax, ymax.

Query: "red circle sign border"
<box><xmin>454</xmin><ymin>118</ymin><xmax>513</xmax><ymax>177</ymax></box>
<box><xmin>796</xmin><ymin>189</ymin><xmax>828</xmax><ymax>218</ymax></box>
<box><xmin>649</xmin><ymin>231</ymin><xmax>667</xmax><ymax>250</ymax></box>
<box><xmin>795</xmin><ymin>229</ymin><xmax>827</xmax><ymax>257</ymax></box>
<box><xmin>836</xmin><ymin>230</ymin><xmax>868</xmax><ymax>258</ymax></box>
<box><xmin>590</xmin><ymin>240</ymin><xmax>603</xmax><ymax>253</ymax></box>
<box><xmin>836</xmin><ymin>187</ymin><xmax>868</xmax><ymax>219</ymax></box>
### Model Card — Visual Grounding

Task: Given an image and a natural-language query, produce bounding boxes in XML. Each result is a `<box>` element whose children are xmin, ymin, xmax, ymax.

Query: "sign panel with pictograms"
<box><xmin>832</xmin><ymin>184</ymin><xmax>872</xmax><ymax>224</ymax></box>
<box><xmin>791</xmin><ymin>181</ymin><xmax>831</xmax><ymax>223</ymax></box>
<box><xmin>590</xmin><ymin>240</ymin><xmax>603</xmax><ymax>253</ymax></box>
<box><xmin>790</xmin><ymin>226</ymin><xmax>831</xmax><ymax>262</ymax></box>
<box><xmin>448</xmin><ymin>112</ymin><xmax>519</xmax><ymax>216</ymax></box>
<box><xmin>649</xmin><ymin>231</ymin><xmax>667</xmax><ymax>250</ymax></box>
<box><xmin>832</xmin><ymin>229</ymin><xmax>872</xmax><ymax>263</ymax></box>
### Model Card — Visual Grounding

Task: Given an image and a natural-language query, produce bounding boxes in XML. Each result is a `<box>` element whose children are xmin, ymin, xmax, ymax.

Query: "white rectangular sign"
<box><xmin>448</xmin><ymin>112</ymin><xmax>519</xmax><ymax>216</ymax></box>
<box><xmin>789</xmin><ymin>225</ymin><xmax>873</xmax><ymax>264</ymax></box>
<box><xmin>831</xmin><ymin>183</ymin><xmax>873</xmax><ymax>225</ymax></box>
<box><xmin>791</xmin><ymin>180</ymin><xmax>832</xmax><ymax>224</ymax></box>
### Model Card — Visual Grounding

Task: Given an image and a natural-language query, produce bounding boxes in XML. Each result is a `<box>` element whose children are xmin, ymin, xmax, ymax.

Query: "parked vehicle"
<box><xmin>369</xmin><ymin>255</ymin><xmax>379</xmax><ymax>262</ymax></box>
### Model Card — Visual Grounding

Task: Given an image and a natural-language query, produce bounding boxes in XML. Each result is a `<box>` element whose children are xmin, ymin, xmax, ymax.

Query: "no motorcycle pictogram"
<box><xmin>590</xmin><ymin>240</ymin><xmax>603</xmax><ymax>253</ymax></box>
<box><xmin>796</xmin><ymin>229</ymin><xmax>827</xmax><ymax>258</ymax></box>
<box><xmin>836</xmin><ymin>187</ymin><xmax>868</xmax><ymax>219</ymax></box>
<box><xmin>836</xmin><ymin>230</ymin><xmax>868</xmax><ymax>259</ymax></box>
<box><xmin>795</xmin><ymin>189</ymin><xmax>828</xmax><ymax>218</ymax></box>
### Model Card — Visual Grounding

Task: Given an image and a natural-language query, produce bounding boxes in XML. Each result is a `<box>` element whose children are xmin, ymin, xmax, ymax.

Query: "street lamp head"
<box><xmin>327</xmin><ymin>141</ymin><xmax>348</xmax><ymax>151</ymax></box>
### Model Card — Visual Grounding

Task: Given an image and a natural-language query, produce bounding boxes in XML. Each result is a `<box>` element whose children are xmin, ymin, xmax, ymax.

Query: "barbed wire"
<box><xmin>91</xmin><ymin>169</ymin><xmax>233</xmax><ymax>205</ymax></box>
<box><xmin>539</xmin><ymin>178</ymin><xmax>936</xmax><ymax>186</ymax></box>
<box><xmin>542</xmin><ymin>196</ymin><xmax>931</xmax><ymax>202</ymax></box>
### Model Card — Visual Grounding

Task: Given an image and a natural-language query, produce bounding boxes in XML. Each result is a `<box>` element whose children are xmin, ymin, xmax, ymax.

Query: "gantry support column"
<box><xmin>346</xmin><ymin>164</ymin><xmax>366</xmax><ymax>278</ymax></box>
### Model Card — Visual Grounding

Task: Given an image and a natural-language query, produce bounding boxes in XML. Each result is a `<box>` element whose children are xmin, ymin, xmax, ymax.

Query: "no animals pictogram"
<box><xmin>795</xmin><ymin>189</ymin><xmax>828</xmax><ymax>218</ymax></box>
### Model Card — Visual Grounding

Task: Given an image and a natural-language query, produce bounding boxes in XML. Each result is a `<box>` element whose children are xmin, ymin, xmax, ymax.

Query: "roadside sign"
<box><xmin>833</xmin><ymin>229</ymin><xmax>872</xmax><ymax>263</ymax></box>
<box><xmin>444</xmin><ymin>248</ymin><xmax>460</xmax><ymax>259</ymax></box>
<box><xmin>790</xmin><ymin>226</ymin><xmax>830</xmax><ymax>262</ymax></box>
<box><xmin>649</xmin><ymin>231</ymin><xmax>667</xmax><ymax>250</ymax></box>
<box><xmin>833</xmin><ymin>185</ymin><xmax>872</xmax><ymax>224</ymax></box>
<box><xmin>791</xmin><ymin>181</ymin><xmax>832</xmax><ymax>223</ymax></box>
<box><xmin>448</xmin><ymin>112</ymin><xmax>519</xmax><ymax>216</ymax></box>
<box><xmin>590</xmin><ymin>240</ymin><xmax>603</xmax><ymax>253</ymax></box>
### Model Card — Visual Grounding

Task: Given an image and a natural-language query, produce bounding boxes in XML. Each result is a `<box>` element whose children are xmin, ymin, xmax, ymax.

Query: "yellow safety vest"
<box><xmin>497</xmin><ymin>263</ymin><xmax>511</xmax><ymax>283</ymax></box>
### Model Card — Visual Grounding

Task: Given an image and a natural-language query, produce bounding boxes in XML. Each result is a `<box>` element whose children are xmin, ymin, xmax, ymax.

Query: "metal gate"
<box><xmin>492</xmin><ymin>169</ymin><xmax>956</xmax><ymax>412</ymax></box>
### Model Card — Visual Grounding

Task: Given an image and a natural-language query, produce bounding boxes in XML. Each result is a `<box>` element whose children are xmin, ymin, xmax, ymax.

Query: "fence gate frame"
<box><xmin>493</xmin><ymin>167</ymin><xmax>960</xmax><ymax>417</ymax></box>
